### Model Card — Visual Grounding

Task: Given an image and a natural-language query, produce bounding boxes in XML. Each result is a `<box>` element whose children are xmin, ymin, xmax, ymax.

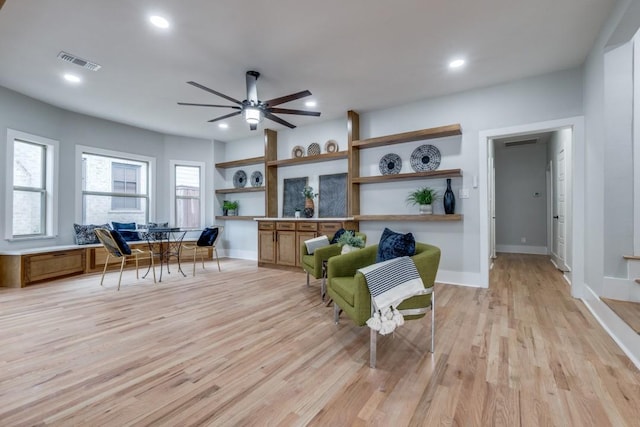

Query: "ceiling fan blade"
<box><xmin>268</xmin><ymin>108</ymin><xmax>321</xmax><ymax>117</ymax></box>
<box><xmin>264</xmin><ymin>112</ymin><xmax>296</xmax><ymax>129</ymax></box>
<box><xmin>246</xmin><ymin>71</ymin><xmax>259</xmax><ymax>105</ymax></box>
<box><xmin>265</xmin><ymin>90</ymin><xmax>312</xmax><ymax>107</ymax></box>
<box><xmin>178</xmin><ymin>102</ymin><xmax>241</xmax><ymax>109</ymax></box>
<box><xmin>0</xmin><ymin>0</ymin><xmax>6</xmax><ymax>10</ymax></box>
<box><xmin>207</xmin><ymin>111</ymin><xmax>242</xmax><ymax>123</ymax></box>
<box><xmin>187</xmin><ymin>81</ymin><xmax>242</xmax><ymax>105</ymax></box>
<box><xmin>249</xmin><ymin>123</ymin><xmax>258</xmax><ymax>131</ymax></box>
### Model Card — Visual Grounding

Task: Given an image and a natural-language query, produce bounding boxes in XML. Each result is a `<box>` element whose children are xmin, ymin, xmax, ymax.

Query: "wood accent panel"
<box><xmin>215</xmin><ymin>187</ymin><xmax>265</xmax><ymax>194</ymax></box>
<box><xmin>25</xmin><ymin>250</ymin><xmax>85</xmax><ymax>284</ymax></box>
<box><xmin>265</xmin><ymin>129</ymin><xmax>278</xmax><ymax>218</ymax></box>
<box><xmin>352</xmin><ymin>169</ymin><xmax>462</xmax><ymax>184</ymax></box>
<box><xmin>215</xmin><ymin>156</ymin><xmax>265</xmax><ymax>169</ymax></box>
<box><xmin>354</xmin><ymin>214</ymin><xmax>463</xmax><ymax>221</ymax></box>
<box><xmin>265</xmin><ymin>151</ymin><xmax>347</xmax><ymax>167</ymax></box>
<box><xmin>0</xmin><ymin>255</ymin><xmax>638</xmax><ymax>425</ymax></box>
<box><xmin>348</xmin><ymin>110</ymin><xmax>360</xmax><ymax>217</ymax></box>
<box><xmin>352</xmin><ymin>124</ymin><xmax>462</xmax><ymax>149</ymax></box>
<box><xmin>601</xmin><ymin>298</ymin><xmax>640</xmax><ymax>334</ymax></box>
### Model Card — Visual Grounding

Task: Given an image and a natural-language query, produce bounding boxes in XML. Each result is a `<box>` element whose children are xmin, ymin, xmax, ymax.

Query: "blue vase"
<box><xmin>443</xmin><ymin>178</ymin><xmax>455</xmax><ymax>214</ymax></box>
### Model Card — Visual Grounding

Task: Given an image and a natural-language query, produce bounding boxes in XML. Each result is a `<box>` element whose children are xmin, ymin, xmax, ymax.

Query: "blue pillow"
<box><xmin>330</xmin><ymin>228</ymin><xmax>346</xmax><ymax>244</ymax></box>
<box><xmin>111</xmin><ymin>221</ymin><xmax>140</xmax><ymax>241</ymax></box>
<box><xmin>197</xmin><ymin>227</ymin><xmax>219</xmax><ymax>247</ymax></box>
<box><xmin>376</xmin><ymin>227</ymin><xmax>415</xmax><ymax>262</ymax></box>
<box><xmin>109</xmin><ymin>229</ymin><xmax>132</xmax><ymax>255</ymax></box>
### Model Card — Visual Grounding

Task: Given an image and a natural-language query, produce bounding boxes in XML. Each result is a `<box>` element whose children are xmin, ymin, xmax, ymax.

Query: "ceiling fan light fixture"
<box><xmin>244</xmin><ymin>107</ymin><xmax>263</xmax><ymax>124</ymax></box>
<box><xmin>149</xmin><ymin>15</ymin><xmax>170</xmax><ymax>29</ymax></box>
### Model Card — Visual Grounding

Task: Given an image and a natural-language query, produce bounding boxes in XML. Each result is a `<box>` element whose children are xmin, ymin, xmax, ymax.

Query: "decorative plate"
<box><xmin>410</xmin><ymin>144</ymin><xmax>441</xmax><ymax>172</ymax></box>
<box><xmin>325</xmin><ymin>139</ymin><xmax>339</xmax><ymax>153</ymax></box>
<box><xmin>379</xmin><ymin>153</ymin><xmax>402</xmax><ymax>175</ymax></box>
<box><xmin>251</xmin><ymin>171</ymin><xmax>263</xmax><ymax>187</ymax></box>
<box><xmin>292</xmin><ymin>145</ymin><xmax>305</xmax><ymax>158</ymax></box>
<box><xmin>307</xmin><ymin>142</ymin><xmax>321</xmax><ymax>156</ymax></box>
<box><xmin>233</xmin><ymin>170</ymin><xmax>247</xmax><ymax>188</ymax></box>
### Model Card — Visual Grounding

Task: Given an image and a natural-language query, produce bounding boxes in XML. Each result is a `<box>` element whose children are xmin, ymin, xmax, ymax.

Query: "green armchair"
<box><xmin>327</xmin><ymin>242</ymin><xmax>441</xmax><ymax>368</ymax></box>
<box><xmin>300</xmin><ymin>231</ymin><xmax>366</xmax><ymax>300</ymax></box>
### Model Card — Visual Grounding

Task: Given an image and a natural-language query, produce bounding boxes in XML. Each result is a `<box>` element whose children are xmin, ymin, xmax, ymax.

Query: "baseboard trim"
<box><xmin>496</xmin><ymin>244</ymin><xmax>548</xmax><ymax>255</ymax></box>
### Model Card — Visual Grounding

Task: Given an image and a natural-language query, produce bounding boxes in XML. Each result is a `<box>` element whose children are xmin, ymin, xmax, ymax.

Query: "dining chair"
<box><xmin>94</xmin><ymin>228</ymin><xmax>156</xmax><ymax>290</ymax></box>
<box><xmin>181</xmin><ymin>226</ymin><xmax>224</xmax><ymax>276</ymax></box>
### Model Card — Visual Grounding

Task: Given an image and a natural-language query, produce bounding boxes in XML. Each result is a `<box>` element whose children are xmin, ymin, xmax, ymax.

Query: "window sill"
<box><xmin>6</xmin><ymin>235</ymin><xmax>58</xmax><ymax>242</ymax></box>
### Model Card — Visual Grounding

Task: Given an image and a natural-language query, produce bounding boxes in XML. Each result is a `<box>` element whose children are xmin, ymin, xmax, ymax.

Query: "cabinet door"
<box><xmin>296</xmin><ymin>231</ymin><xmax>317</xmax><ymax>266</ymax></box>
<box><xmin>276</xmin><ymin>231</ymin><xmax>297</xmax><ymax>266</ymax></box>
<box><xmin>258</xmin><ymin>230</ymin><xmax>276</xmax><ymax>264</ymax></box>
<box><xmin>26</xmin><ymin>250</ymin><xmax>85</xmax><ymax>284</ymax></box>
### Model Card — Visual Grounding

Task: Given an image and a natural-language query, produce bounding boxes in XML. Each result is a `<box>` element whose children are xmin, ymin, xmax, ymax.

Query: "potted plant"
<box><xmin>336</xmin><ymin>231</ymin><xmax>365</xmax><ymax>254</ymax></box>
<box><xmin>223</xmin><ymin>200</ymin><xmax>239</xmax><ymax>216</ymax></box>
<box><xmin>406</xmin><ymin>186</ymin><xmax>439</xmax><ymax>215</ymax></box>
<box><xmin>301</xmin><ymin>185</ymin><xmax>318</xmax><ymax>218</ymax></box>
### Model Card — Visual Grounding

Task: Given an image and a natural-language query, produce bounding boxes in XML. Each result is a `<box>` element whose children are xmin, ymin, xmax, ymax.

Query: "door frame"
<box><xmin>479</xmin><ymin>117</ymin><xmax>585</xmax><ymax>298</ymax></box>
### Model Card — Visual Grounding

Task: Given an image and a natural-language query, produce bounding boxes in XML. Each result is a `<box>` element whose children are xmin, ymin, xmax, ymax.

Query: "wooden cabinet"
<box><xmin>347</xmin><ymin>110</ymin><xmax>464</xmax><ymax>221</ymax></box>
<box><xmin>0</xmin><ymin>248</ymin><xmax>85</xmax><ymax>288</ymax></box>
<box><xmin>257</xmin><ymin>219</ymin><xmax>358</xmax><ymax>270</ymax></box>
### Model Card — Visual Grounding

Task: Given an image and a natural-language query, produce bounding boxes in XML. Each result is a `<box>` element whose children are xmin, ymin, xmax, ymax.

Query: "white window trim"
<box><xmin>75</xmin><ymin>145</ymin><xmax>156</xmax><ymax>223</ymax></box>
<box><xmin>5</xmin><ymin>129</ymin><xmax>59</xmax><ymax>241</ymax></box>
<box><xmin>170</xmin><ymin>160</ymin><xmax>205</xmax><ymax>229</ymax></box>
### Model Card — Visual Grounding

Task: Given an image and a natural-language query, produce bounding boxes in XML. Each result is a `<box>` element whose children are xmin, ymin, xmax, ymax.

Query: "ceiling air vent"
<box><xmin>504</xmin><ymin>138</ymin><xmax>538</xmax><ymax>147</ymax></box>
<box><xmin>57</xmin><ymin>51</ymin><xmax>101</xmax><ymax>71</ymax></box>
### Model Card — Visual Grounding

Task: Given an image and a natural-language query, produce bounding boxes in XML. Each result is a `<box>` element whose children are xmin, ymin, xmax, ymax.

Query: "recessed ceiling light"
<box><xmin>218</xmin><ymin>123</ymin><xmax>229</xmax><ymax>129</ymax></box>
<box><xmin>63</xmin><ymin>73</ymin><xmax>81</xmax><ymax>83</ymax></box>
<box><xmin>305</xmin><ymin>100</ymin><xmax>317</xmax><ymax>108</ymax></box>
<box><xmin>449</xmin><ymin>59</ymin><xmax>466</xmax><ymax>69</ymax></box>
<box><xmin>149</xmin><ymin>15</ymin><xmax>170</xmax><ymax>29</ymax></box>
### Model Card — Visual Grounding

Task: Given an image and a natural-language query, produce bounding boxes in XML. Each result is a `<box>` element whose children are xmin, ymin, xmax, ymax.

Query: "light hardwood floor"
<box><xmin>0</xmin><ymin>254</ymin><xmax>639</xmax><ymax>426</ymax></box>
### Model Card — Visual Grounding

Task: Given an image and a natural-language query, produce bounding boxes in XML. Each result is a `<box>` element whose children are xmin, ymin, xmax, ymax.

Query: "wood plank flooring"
<box><xmin>0</xmin><ymin>253</ymin><xmax>639</xmax><ymax>426</ymax></box>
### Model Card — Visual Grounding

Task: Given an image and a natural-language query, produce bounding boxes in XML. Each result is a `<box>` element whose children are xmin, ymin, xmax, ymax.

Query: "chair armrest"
<box><xmin>327</xmin><ymin>245</ymin><xmax>378</xmax><ymax>282</ymax></box>
<box><xmin>313</xmin><ymin>243</ymin><xmax>342</xmax><ymax>267</ymax></box>
<box><xmin>412</xmin><ymin>243</ymin><xmax>441</xmax><ymax>288</ymax></box>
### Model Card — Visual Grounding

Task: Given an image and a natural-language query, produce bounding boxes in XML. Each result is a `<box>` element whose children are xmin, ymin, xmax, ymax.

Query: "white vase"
<box><xmin>341</xmin><ymin>244</ymin><xmax>360</xmax><ymax>254</ymax></box>
<box><xmin>419</xmin><ymin>204</ymin><xmax>433</xmax><ymax>215</ymax></box>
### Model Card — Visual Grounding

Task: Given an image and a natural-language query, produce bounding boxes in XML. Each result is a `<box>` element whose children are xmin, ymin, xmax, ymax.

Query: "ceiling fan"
<box><xmin>178</xmin><ymin>71</ymin><xmax>321</xmax><ymax>131</ymax></box>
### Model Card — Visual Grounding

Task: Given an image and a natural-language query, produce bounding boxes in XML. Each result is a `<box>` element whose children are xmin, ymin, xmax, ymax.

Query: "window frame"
<box><xmin>75</xmin><ymin>145</ymin><xmax>155</xmax><ymax>225</ymax></box>
<box><xmin>5</xmin><ymin>129</ymin><xmax>59</xmax><ymax>241</ymax></box>
<box><xmin>170</xmin><ymin>160</ymin><xmax>205</xmax><ymax>229</ymax></box>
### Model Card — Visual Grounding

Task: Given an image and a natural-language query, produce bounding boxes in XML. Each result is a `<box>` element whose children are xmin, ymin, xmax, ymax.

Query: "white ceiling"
<box><xmin>0</xmin><ymin>0</ymin><xmax>615</xmax><ymax>142</ymax></box>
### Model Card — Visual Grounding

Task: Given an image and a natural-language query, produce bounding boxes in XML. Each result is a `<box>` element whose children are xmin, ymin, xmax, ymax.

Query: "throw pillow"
<box><xmin>330</xmin><ymin>228</ymin><xmax>346</xmax><ymax>244</ymax></box>
<box><xmin>109</xmin><ymin>229</ymin><xmax>132</xmax><ymax>255</ymax></box>
<box><xmin>112</xmin><ymin>221</ymin><xmax>140</xmax><ymax>241</ymax></box>
<box><xmin>74</xmin><ymin>223</ymin><xmax>111</xmax><ymax>245</ymax></box>
<box><xmin>376</xmin><ymin>227</ymin><xmax>416</xmax><ymax>262</ymax></box>
<box><xmin>197</xmin><ymin>227</ymin><xmax>219</xmax><ymax>247</ymax></box>
<box><xmin>305</xmin><ymin>235</ymin><xmax>330</xmax><ymax>254</ymax></box>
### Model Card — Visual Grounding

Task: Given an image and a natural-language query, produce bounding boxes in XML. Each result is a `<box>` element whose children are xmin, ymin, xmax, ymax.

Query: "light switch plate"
<box><xmin>459</xmin><ymin>188</ymin><xmax>470</xmax><ymax>199</ymax></box>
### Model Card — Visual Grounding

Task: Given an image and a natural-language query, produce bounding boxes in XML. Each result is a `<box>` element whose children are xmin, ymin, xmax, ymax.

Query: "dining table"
<box><xmin>139</xmin><ymin>227</ymin><xmax>188</xmax><ymax>282</ymax></box>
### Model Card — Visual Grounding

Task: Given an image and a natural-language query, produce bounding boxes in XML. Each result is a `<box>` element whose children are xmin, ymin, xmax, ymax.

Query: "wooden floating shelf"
<box><xmin>215</xmin><ymin>156</ymin><xmax>265</xmax><ymax>169</ymax></box>
<box><xmin>354</xmin><ymin>214</ymin><xmax>463</xmax><ymax>221</ymax></box>
<box><xmin>352</xmin><ymin>169</ymin><xmax>462</xmax><ymax>184</ymax></box>
<box><xmin>352</xmin><ymin>124</ymin><xmax>461</xmax><ymax>149</ymax></box>
<box><xmin>266</xmin><ymin>151</ymin><xmax>348</xmax><ymax>167</ymax></box>
<box><xmin>215</xmin><ymin>216</ymin><xmax>262</xmax><ymax>221</ymax></box>
<box><xmin>623</xmin><ymin>255</ymin><xmax>640</xmax><ymax>260</ymax></box>
<box><xmin>215</xmin><ymin>187</ymin><xmax>265</xmax><ymax>194</ymax></box>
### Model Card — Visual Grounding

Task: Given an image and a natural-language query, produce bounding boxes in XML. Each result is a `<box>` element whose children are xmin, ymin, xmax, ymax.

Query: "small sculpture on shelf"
<box><xmin>443</xmin><ymin>178</ymin><xmax>455</xmax><ymax>214</ymax></box>
<box><xmin>301</xmin><ymin>186</ymin><xmax>318</xmax><ymax>218</ymax></box>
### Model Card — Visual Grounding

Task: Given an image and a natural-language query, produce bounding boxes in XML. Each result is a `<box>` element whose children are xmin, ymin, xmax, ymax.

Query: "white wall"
<box><xmin>495</xmin><ymin>142</ymin><xmax>548</xmax><ymax>254</ymax></box>
<box><xmin>0</xmin><ymin>85</ymin><xmax>213</xmax><ymax>251</ymax></box>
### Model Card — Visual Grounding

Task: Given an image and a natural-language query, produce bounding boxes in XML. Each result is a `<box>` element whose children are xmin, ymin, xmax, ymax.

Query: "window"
<box><xmin>111</xmin><ymin>163</ymin><xmax>141</xmax><ymax>210</ymax></box>
<box><xmin>171</xmin><ymin>161</ymin><xmax>204</xmax><ymax>229</ymax></box>
<box><xmin>78</xmin><ymin>147</ymin><xmax>153</xmax><ymax>226</ymax></box>
<box><xmin>5</xmin><ymin>129</ymin><xmax>58</xmax><ymax>239</ymax></box>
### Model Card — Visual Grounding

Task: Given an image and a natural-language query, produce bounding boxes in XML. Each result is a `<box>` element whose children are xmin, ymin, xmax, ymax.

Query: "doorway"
<box><xmin>479</xmin><ymin>117</ymin><xmax>585</xmax><ymax>298</ymax></box>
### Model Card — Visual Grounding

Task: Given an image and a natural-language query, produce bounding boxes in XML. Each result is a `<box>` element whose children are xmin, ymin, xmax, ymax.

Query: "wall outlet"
<box><xmin>459</xmin><ymin>188</ymin><xmax>470</xmax><ymax>199</ymax></box>
<box><xmin>521</xmin><ymin>237</ymin><xmax>527</xmax><ymax>243</ymax></box>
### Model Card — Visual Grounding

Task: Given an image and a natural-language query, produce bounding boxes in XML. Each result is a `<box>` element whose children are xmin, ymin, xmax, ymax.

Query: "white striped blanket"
<box><xmin>358</xmin><ymin>256</ymin><xmax>425</xmax><ymax>334</ymax></box>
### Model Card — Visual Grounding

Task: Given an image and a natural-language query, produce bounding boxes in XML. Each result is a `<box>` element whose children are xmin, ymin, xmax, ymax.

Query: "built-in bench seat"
<box><xmin>0</xmin><ymin>239</ymin><xmax>211</xmax><ymax>288</ymax></box>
